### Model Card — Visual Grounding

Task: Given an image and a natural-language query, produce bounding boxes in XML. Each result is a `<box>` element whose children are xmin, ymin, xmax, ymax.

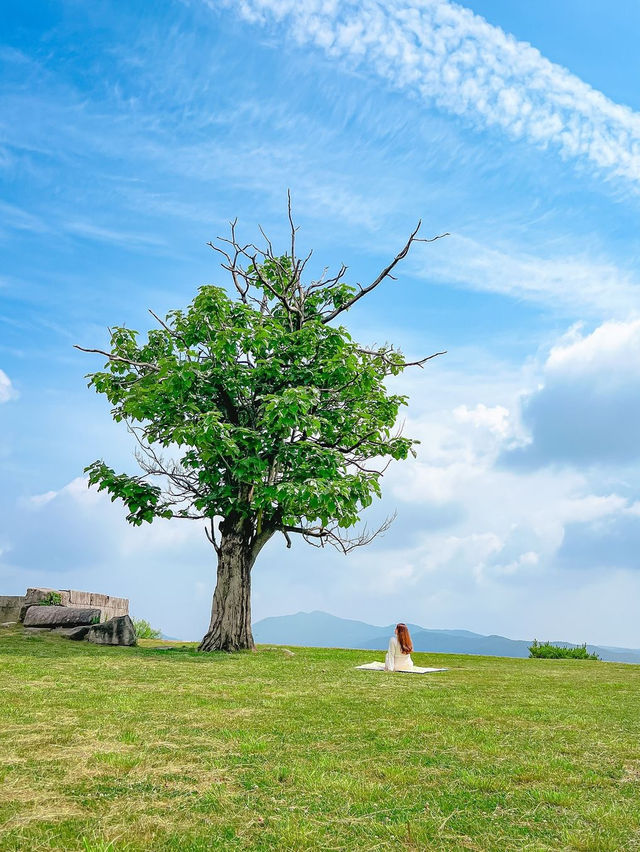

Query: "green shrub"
<box><xmin>133</xmin><ymin>618</ymin><xmax>162</xmax><ymax>640</ymax></box>
<box><xmin>37</xmin><ymin>592</ymin><xmax>62</xmax><ymax>606</ymax></box>
<box><xmin>529</xmin><ymin>640</ymin><xmax>600</xmax><ymax>660</ymax></box>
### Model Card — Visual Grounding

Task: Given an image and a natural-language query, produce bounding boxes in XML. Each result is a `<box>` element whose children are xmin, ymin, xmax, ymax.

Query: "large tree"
<box><xmin>77</xmin><ymin>203</ymin><xmax>446</xmax><ymax>651</ymax></box>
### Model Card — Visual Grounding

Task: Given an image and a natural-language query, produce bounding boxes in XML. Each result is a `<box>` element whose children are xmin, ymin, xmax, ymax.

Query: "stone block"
<box><xmin>89</xmin><ymin>593</ymin><xmax>109</xmax><ymax>609</ymax></box>
<box><xmin>53</xmin><ymin>626</ymin><xmax>92</xmax><ymax>640</ymax></box>
<box><xmin>66</xmin><ymin>589</ymin><xmax>92</xmax><ymax>607</ymax></box>
<box><xmin>14</xmin><ymin>588</ymin><xmax>129</xmax><ymax>623</ymax></box>
<box><xmin>86</xmin><ymin>615</ymin><xmax>137</xmax><ymax>646</ymax></box>
<box><xmin>23</xmin><ymin>606</ymin><xmax>101</xmax><ymax>628</ymax></box>
<box><xmin>63</xmin><ymin>589</ymin><xmax>129</xmax><ymax>621</ymax></box>
<box><xmin>0</xmin><ymin>596</ymin><xmax>25</xmax><ymax>624</ymax></box>
<box><xmin>20</xmin><ymin>588</ymin><xmax>69</xmax><ymax>620</ymax></box>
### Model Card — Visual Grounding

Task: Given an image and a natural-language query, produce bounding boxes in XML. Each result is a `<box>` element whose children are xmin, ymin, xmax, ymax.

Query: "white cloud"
<box><xmin>373</xmin><ymin>348</ymin><xmax>640</xmax><ymax>645</ymax></box>
<box><xmin>422</xmin><ymin>235</ymin><xmax>640</xmax><ymax>317</ymax></box>
<box><xmin>505</xmin><ymin>319</ymin><xmax>640</xmax><ymax>466</ymax></box>
<box><xmin>555</xmin><ymin>493</ymin><xmax>629</xmax><ymax>526</ymax></box>
<box><xmin>0</xmin><ymin>369</ymin><xmax>16</xmax><ymax>402</ymax></box>
<box><xmin>26</xmin><ymin>477</ymin><xmax>104</xmax><ymax>509</ymax></box>
<box><xmin>3</xmin><ymin>476</ymin><xmax>217</xmax><ymax>640</ymax></box>
<box><xmin>492</xmin><ymin>550</ymin><xmax>539</xmax><ymax>578</ymax></box>
<box><xmin>453</xmin><ymin>403</ymin><xmax>510</xmax><ymax>436</ymax></box>
<box><xmin>375</xmin><ymin>358</ymin><xmax>640</xmax><ymax>619</ymax></box>
<box><xmin>26</xmin><ymin>476</ymin><xmax>200</xmax><ymax>551</ymax></box>
<box><xmin>8</xmin><ymin>328</ymin><xmax>640</xmax><ymax>646</ymax></box>
<box><xmin>220</xmin><ymin>0</ymin><xmax>640</xmax><ymax>186</ymax></box>
<box><xmin>7</xmin><ymin>377</ymin><xmax>640</xmax><ymax>647</ymax></box>
<box><xmin>547</xmin><ymin>318</ymin><xmax>640</xmax><ymax>375</ymax></box>
<box><xmin>63</xmin><ymin>221</ymin><xmax>165</xmax><ymax>250</ymax></box>
<box><xmin>27</xmin><ymin>490</ymin><xmax>58</xmax><ymax>507</ymax></box>
<box><xmin>0</xmin><ymin>201</ymin><xmax>50</xmax><ymax>235</ymax></box>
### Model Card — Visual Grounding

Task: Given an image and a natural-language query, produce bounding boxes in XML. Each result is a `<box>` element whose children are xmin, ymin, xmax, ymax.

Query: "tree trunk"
<box><xmin>198</xmin><ymin>522</ymin><xmax>271</xmax><ymax>652</ymax></box>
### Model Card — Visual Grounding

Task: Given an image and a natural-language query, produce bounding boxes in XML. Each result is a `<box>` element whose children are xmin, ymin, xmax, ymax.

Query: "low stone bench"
<box><xmin>23</xmin><ymin>606</ymin><xmax>102</xmax><ymax>628</ymax></box>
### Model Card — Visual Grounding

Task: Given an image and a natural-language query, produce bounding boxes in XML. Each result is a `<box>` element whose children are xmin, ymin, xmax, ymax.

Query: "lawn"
<box><xmin>1</xmin><ymin>625</ymin><xmax>639</xmax><ymax>851</ymax></box>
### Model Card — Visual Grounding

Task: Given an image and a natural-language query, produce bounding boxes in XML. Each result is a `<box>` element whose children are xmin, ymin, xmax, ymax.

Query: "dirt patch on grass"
<box><xmin>621</xmin><ymin>761</ymin><xmax>640</xmax><ymax>783</ymax></box>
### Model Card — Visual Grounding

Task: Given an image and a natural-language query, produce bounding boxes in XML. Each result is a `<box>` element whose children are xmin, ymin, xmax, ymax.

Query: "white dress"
<box><xmin>384</xmin><ymin>635</ymin><xmax>414</xmax><ymax>671</ymax></box>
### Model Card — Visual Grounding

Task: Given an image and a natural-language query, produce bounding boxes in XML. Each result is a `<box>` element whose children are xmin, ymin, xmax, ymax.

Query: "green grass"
<box><xmin>1</xmin><ymin>626</ymin><xmax>639</xmax><ymax>850</ymax></box>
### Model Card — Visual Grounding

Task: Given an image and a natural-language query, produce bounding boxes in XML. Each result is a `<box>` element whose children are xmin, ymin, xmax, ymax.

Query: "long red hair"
<box><xmin>396</xmin><ymin>623</ymin><xmax>413</xmax><ymax>655</ymax></box>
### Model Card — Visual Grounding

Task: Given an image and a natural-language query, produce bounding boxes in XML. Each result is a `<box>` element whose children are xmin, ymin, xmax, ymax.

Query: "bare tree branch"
<box><xmin>320</xmin><ymin>223</ymin><xmax>449</xmax><ymax>324</ymax></box>
<box><xmin>207</xmin><ymin>219</ymin><xmax>253</xmax><ymax>303</ymax></box>
<box><xmin>73</xmin><ymin>345</ymin><xmax>159</xmax><ymax>372</ymax></box>
<box><xmin>284</xmin><ymin>512</ymin><xmax>396</xmax><ymax>554</ymax></box>
<box><xmin>205</xmin><ymin>517</ymin><xmax>221</xmax><ymax>556</ymax></box>
<box><xmin>287</xmin><ymin>188</ymin><xmax>297</xmax><ymax>265</ymax></box>
<box><xmin>357</xmin><ymin>347</ymin><xmax>447</xmax><ymax>370</ymax></box>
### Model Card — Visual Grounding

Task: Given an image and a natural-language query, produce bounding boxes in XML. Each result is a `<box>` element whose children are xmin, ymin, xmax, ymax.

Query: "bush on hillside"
<box><xmin>529</xmin><ymin>640</ymin><xmax>599</xmax><ymax>660</ymax></box>
<box><xmin>133</xmin><ymin>618</ymin><xmax>162</xmax><ymax>640</ymax></box>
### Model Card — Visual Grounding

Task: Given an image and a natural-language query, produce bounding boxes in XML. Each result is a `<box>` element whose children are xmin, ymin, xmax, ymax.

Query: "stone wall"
<box><xmin>0</xmin><ymin>596</ymin><xmax>25</xmax><ymax>624</ymax></box>
<box><xmin>63</xmin><ymin>589</ymin><xmax>129</xmax><ymax>623</ymax></box>
<box><xmin>0</xmin><ymin>588</ymin><xmax>129</xmax><ymax>624</ymax></box>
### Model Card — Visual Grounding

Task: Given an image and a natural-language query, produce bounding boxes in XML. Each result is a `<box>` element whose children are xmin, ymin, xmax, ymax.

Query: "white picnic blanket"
<box><xmin>356</xmin><ymin>661</ymin><xmax>448</xmax><ymax>674</ymax></box>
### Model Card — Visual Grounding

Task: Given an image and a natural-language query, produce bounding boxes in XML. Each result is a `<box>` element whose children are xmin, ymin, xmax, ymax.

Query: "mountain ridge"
<box><xmin>252</xmin><ymin>610</ymin><xmax>640</xmax><ymax>663</ymax></box>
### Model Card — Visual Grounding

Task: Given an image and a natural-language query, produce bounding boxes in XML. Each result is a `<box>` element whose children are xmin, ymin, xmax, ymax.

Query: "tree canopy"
<box><xmin>78</xmin><ymin>202</ymin><xmax>446</xmax><ymax>649</ymax></box>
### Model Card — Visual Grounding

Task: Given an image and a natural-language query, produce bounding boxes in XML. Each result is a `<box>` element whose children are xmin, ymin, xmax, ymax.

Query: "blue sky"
<box><xmin>2</xmin><ymin>0</ymin><xmax>640</xmax><ymax>644</ymax></box>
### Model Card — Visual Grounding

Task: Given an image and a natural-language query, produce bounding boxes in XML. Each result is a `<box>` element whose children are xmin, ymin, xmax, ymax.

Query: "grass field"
<box><xmin>1</xmin><ymin>625</ymin><xmax>639</xmax><ymax>851</ymax></box>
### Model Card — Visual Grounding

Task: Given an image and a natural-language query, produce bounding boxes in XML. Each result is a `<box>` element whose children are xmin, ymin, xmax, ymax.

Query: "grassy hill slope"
<box><xmin>1</xmin><ymin>626</ymin><xmax>639</xmax><ymax>850</ymax></box>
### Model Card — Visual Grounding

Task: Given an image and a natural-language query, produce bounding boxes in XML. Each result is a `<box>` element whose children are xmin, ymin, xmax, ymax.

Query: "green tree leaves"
<box><xmin>78</xmin><ymin>214</ymin><xmax>445</xmax><ymax>555</ymax></box>
<box><xmin>85</xmin><ymin>461</ymin><xmax>172</xmax><ymax>526</ymax></box>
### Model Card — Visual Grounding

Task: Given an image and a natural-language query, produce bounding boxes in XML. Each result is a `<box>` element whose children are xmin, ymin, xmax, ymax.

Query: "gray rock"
<box><xmin>20</xmin><ymin>588</ymin><xmax>68</xmax><ymax>620</ymax></box>
<box><xmin>58</xmin><ymin>589</ymin><xmax>129</xmax><ymax>622</ymax></box>
<box><xmin>18</xmin><ymin>587</ymin><xmax>129</xmax><ymax>623</ymax></box>
<box><xmin>52</xmin><ymin>626</ymin><xmax>92</xmax><ymax>640</ymax></box>
<box><xmin>0</xmin><ymin>595</ymin><xmax>25</xmax><ymax>624</ymax></box>
<box><xmin>86</xmin><ymin>615</ymin><xmax>137</xmax><ymax>646</ymax></box>
<box><xmin>23</xmin><ymin>605</ymin><xmax>101</xmax><ymax>628</ymax></box>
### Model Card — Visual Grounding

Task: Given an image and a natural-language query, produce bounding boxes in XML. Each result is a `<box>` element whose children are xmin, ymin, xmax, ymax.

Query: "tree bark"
<box><xmin>198</xmin><ymin>521</ymin><xmax>272</xmax><ymax>652</ymax></box>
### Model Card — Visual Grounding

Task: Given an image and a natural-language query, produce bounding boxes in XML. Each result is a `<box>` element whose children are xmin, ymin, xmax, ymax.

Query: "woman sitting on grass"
<box><xmin>385</xmin><ymin>623</ymin><xmax>414</xmax><ymax>671</ymax></box>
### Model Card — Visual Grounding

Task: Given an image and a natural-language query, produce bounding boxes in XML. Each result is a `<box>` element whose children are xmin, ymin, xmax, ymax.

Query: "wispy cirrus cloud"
<box><xmin>63</xmin><ymin>220</ymin><xmax>166</xmax><ymax>250</ymax></box>
<box><xmin>0</xmin><ymin>201</ymin><xmax>51</xmax><ymax>237</ymax></box>
<box><xmin>219</xmin><ymin>0</ymin><xmax>640</xmax><ymax>186</ymax></box>
<box><xmin>0</xmin><ymin>369</ymin><xmax>16</xmax><ymax>402</ymax></box>
<box><xmin>421</xmin><ymin>234</ymin><xmax>640</xmax><ymax>317</ymax></box>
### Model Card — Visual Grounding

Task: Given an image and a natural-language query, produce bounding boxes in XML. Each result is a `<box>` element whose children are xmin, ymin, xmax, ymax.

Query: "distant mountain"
<box><xmin>252</xmin><ymin>611</ymin><xmax>640</xmax><ymax>664</ymax></box>
<box><xmin>362</xmin><ymin>629</ymin><xmax>532</xmax><ymax>658</ymax></box>
<box><xmin>252</xmin><ymin>610</ymin><xmax>419</xmax><ymax>650</ymax></box>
